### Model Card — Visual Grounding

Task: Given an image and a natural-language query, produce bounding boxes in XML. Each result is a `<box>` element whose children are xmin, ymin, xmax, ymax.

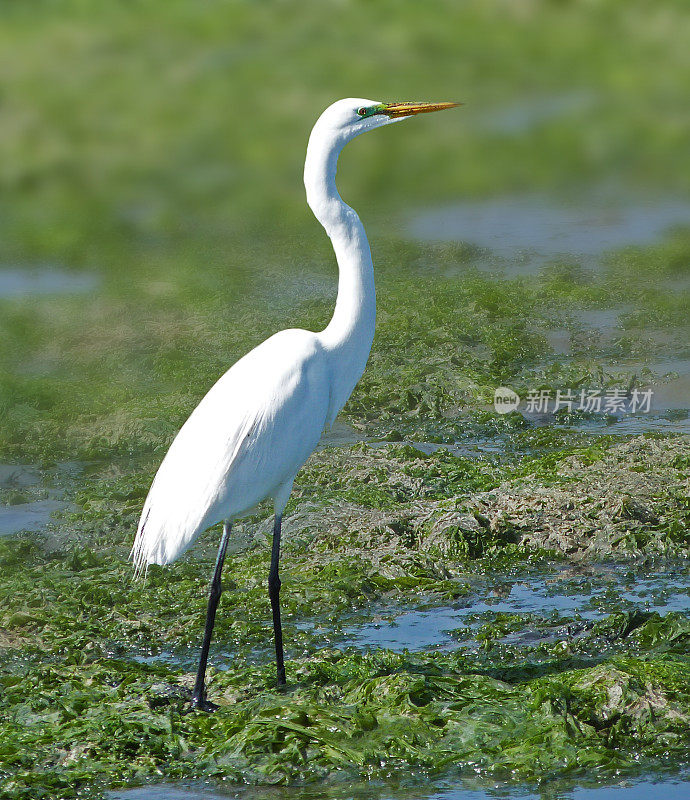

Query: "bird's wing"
<box><xmin>131</xmin><ymin>387</ymin><xmax>261</xmax><ymax>574</ymax></box>
<box><xmin>131</xmin><ymin>329</ymin><xmax>328</xmax><ymax>573</ymax></box>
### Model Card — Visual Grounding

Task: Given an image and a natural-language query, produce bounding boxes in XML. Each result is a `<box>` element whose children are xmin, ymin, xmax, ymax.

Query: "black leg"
<box><xmin>268</xmin><ymin>514</ymin><xmax>286</xmax><ymax>686</ymax></box>
<box><xmin>190</xmin><ymin>521</ymin><xmax>232</xmax><ymax>711</ymax></box>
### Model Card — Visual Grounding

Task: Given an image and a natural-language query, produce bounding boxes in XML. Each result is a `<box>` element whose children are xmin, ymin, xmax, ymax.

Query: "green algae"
<box><xmin>2</xmin><ymin>437</ymin><xmax>688</xmax><ymax>798</ymax></box>
<box><xmin>1</xmin><ymin>218</ymin><xmax>686</xmax><ymax>466</ymax></box>
<box><xmin>294</xmin><ymin>435</ymin><xmax>615</xmax><ymax>513</ymax></box>
<box><xmin>2</xmin><ymin>637</ymin><xmax>688</xmax><ymax>798</ymax></box>
<box><xmin>1</xmin><ymin>1</ymin><xmax>690</xmax><ymax>797</ymax></box>
<box><xmin>1</xmin><ymin>436</ymin><xmax>689</xmax><ymax>798</ymax></box>
<box><xmin>1</xmin><ymin>418</ymin><xmax>688</xmax><ymax>799</ymax></box>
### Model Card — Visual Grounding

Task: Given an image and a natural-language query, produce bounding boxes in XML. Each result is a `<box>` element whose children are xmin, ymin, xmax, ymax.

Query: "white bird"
<box><xmin>131</xmin><ymin>98</ymin><xmax>458</xmax><ymax>709</ymax></box>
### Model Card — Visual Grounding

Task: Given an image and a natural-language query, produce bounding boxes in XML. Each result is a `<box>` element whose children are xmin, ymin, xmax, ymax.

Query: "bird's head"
<box><xmin>304</xmin><ymin>97</ymin><xmax>460</xmax><ymax>218</ymax></box>
<box><xmin>315</xmin><ymin>97</ymin><xmax>460</xmax><ymax>143</ymax></box>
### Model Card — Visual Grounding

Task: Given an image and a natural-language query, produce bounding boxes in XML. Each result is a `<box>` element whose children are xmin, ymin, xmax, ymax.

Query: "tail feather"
<box><xmin>130</xmin><ymin>506</ymin><xmax>151</xmax><ymax>579</ymax></box>
<box><xmin>130</xmin><ymin>485</ymin><xmax>213</xmax><ymax>577</ymax></box>
<box><xmin>130</xmin><ymin>493</ymin><xmax>191</xmax><ymax>578</ymax></box>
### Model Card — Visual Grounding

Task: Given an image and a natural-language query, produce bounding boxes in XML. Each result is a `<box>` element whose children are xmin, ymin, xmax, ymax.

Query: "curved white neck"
<box><xmin>304</xmin><ymin>124</ymin><xmax>376</xmax><ymax>419</ymax></box>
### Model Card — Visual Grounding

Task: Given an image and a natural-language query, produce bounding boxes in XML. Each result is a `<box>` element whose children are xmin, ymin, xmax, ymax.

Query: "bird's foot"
<box><xmin>190</xmin><ymin>694</ymin><xmax>218</xmax><ymax>713</ymax></box>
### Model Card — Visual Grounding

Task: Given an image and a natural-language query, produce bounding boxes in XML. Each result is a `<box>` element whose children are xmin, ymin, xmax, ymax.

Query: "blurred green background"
<box><xmin>0</xmin><ymin>0</ymin><xmax>688</xmax><ymax>460</ymax></box>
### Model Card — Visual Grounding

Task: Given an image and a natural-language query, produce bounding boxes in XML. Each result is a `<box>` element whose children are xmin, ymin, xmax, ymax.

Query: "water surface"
<box><xmin>0</xmin><ymin>461</ymin><xmax>81</xmax><ymax>536</ymax></box>
<box><xmin>409</xmin><ymin>196</ymin><xmax>690</xmax><ymax>273</ymax></box>
<box><xmin>0</xmin><ymin>267</ymin><xmax>99</xmax><ymax>298</ymax></box>
<box><xmin>0</xmin><ymin>499</ymin><xmax>73</xmax><ymax>537</ymax></box>
<box><xmin>341</xmin><ymin>568</ymin><xmax>690</xmax><ymax>653</ymax></box>
<box><xmin>109</xmin><ymin>774</ymin><xmax>690</xmax><ymax>800</ymax></box>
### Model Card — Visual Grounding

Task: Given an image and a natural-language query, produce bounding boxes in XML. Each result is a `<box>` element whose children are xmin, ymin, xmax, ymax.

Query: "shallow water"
<box><xmin>0</xmin><ymin>266</ymin><xmax>99</xmax><ymax>298</ymax></box>
<box><xmin>109</xmin><ymin>774</ymin><xmax>690</xmax><ymax>800</ymax></box>
<box><xmin>409</xmin><ymin>195</ymin><xmax>690</xmax><ymax>274</ymax></box>
<box><xmin>321</xmin><ymin>419</ymin><xmax>690</xmax><ymax>454</ymax></box>
<box><xmin>0</xmin><ymin>461</ymin><xmax>82</xmax><ymax>536</ymax></box>
<box><xmin>542</xmin><ymin>308</ymin><xmax>636</xmax><ymax>356</ymax></box>
<box><xmin>526</xmin><ymin>412</ymin><xmax>690</xmax><ymax>437</ymax></box>
<box><xmin>538</xmin><ymin>355</ymin><xmax>690</xmax><ymax>435</ymax></box>
<box><xmin>0</xmin><ymin>498</ymin><xmax>73</xmax><ymax>537</ymax></box>
<box><xmin>0</xmin><ymin>463</ymin><xmax>42</xmax><ymax>489</ymax></box>
<box><xmin>478</xmin><ymin>92</ymin><xmax>595</xmax><ymax>137</ymax></box>
<box><xmin>317</xmin><ymin>421</ymin><xmax>510</xmax><ymax>457</ymax></box>
<box><xmin>127</xmin><ymin>561</ymin><xmax>690</xmax><ymax>674</ymax></box>
<box><xmin>341</xmin><ymin>568</ymin><xmax>690</xmax><ymax>653</ymax></box>
<box><xmin>511</xmin><ymin>352</ymin><xmax>690</xmax><ymax>435</ymax></box>
<box><xmin>603</xmin><ymin>359</ymin><xmax>690</xmax><ymax>412</ymax></box>
<box><xmin>409</xmin><ymin>188</ymin><xmax>690</xmax><ymax>435</ymax></box>
<box><xmin>318</xmin><ymin>419</ymin><xmax>366</xmax><ymax>448</ymax></box>
<box><xmin>109</xmin><ymin>788</ymin><xmax>227</xmax><ymax>800</ymax></box>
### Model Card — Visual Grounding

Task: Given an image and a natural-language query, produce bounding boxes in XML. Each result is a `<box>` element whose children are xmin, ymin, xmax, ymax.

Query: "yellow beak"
<box><xmin>380</xmin><ymin>101</ymin><xmax>461</xmax><ymax>118</ymax></box>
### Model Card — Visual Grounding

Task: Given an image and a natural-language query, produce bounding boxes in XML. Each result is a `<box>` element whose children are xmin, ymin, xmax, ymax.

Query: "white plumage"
<box><xmin>132</xmin><ymin>329</ymin><xmax>330</xmax><ymax>571</ymax></box>
<box><xmin>131</xmin><ymin>98</ymin><xmax>392</xmax><ymax>572</ymax></box>
<box><xmin>129</xmin><ymin>97</ymin><xmax>458</xmax><ymax>700</ymax></box>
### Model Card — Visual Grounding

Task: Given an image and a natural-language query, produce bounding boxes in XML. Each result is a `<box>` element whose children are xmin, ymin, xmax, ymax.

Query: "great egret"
<box><xmin>131</xmin><ymin>98</ymin><xmax>458</xmax><ymax>710</ymax></box>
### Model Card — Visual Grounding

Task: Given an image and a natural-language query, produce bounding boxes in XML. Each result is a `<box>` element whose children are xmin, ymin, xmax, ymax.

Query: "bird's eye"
<box><xmin>357</xmin><ymin>107</ymin><xmax>367</xmax><ymax>117</ymax></box>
